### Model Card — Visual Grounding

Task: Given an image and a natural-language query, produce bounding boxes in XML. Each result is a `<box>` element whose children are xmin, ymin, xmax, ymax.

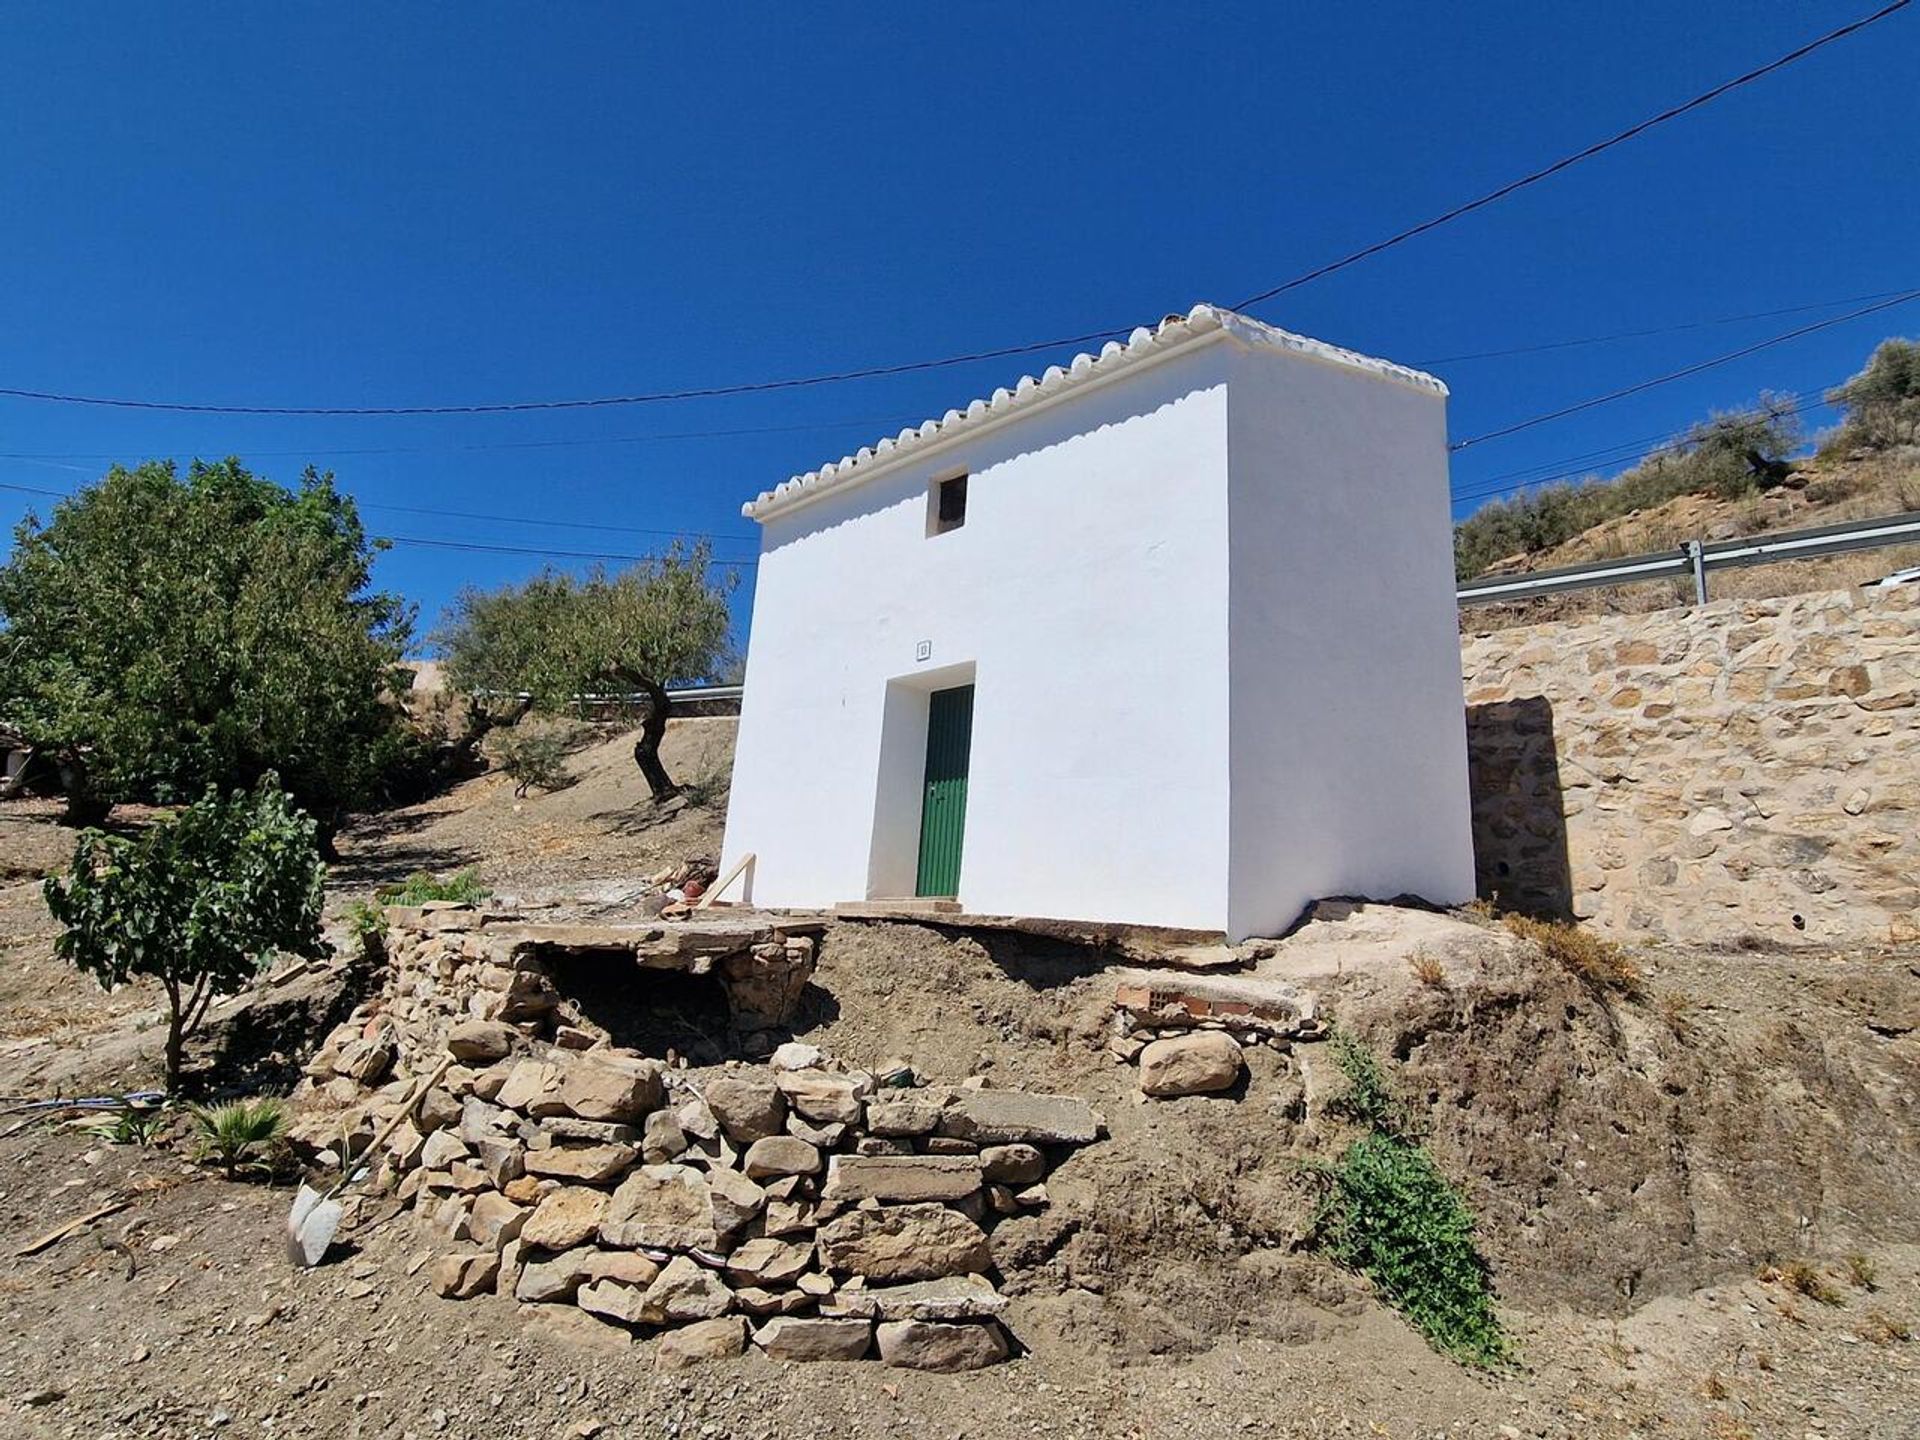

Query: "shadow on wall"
<box><xmin>1465</xmin><ymin>695</ymin><xmax>1574</xmax><ymax>920</ymax></box>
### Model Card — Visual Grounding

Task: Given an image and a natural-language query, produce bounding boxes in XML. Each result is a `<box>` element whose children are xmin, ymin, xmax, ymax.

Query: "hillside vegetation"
<box><xmin>1454</xmin><ymin>338</ymin><xmax>1920</xmax><ymax>609</ymax></box>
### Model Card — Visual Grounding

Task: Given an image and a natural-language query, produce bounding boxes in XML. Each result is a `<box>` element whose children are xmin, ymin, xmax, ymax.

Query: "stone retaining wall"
<box><xmin>1461</xmin><ymin>585</ymin><xmax>1918</xmax><ymax>945</ymax></box>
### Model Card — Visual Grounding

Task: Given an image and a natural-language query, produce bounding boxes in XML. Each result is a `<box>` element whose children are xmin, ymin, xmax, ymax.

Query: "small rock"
<box><xmin>753</xmin><ymin>1315</ymin><xmax>872</xmax><ymax>1362</ymax></box>
<box><xmin>743</xmin><ymin>1134</ymin><xmax>822</xmax><ymax>1180</ymax></box>
<box><xmin>446</xmin><ymin>1019</ymin><xmax>518</xmax><ymax>1063</ymax></box>
<box><xmin>876</xmin><ymin>1318</ymin><xmax>1009</xmax><ymax>1370</ymax></box>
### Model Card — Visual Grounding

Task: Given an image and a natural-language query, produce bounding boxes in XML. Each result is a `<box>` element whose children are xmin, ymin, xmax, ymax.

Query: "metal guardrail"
<box><xmin>1455</xmin><ymin>509</ymin><xmax>1920</xmax><ymax>607</ymax></box>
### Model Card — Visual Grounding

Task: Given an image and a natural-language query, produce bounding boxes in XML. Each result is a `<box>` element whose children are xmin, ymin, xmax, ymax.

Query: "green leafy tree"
<box><xmin>0</xmin><ymin>458</ymin><xmax>413</xmax><ymax>835</ymax></box>
<box><xmin>435</xmin><ymin>544</ymin><xmax>733</xmax><ymax>801</ymax></box>
<box><xmin>42</xmin><ymin>781</ymin><xmax>327</xmax><ymax>1090</ymax></box>
<box><xmin>1827</xmin><ymin>338</ymin><xmax>1920</xmax><ymax>452</ymax></box>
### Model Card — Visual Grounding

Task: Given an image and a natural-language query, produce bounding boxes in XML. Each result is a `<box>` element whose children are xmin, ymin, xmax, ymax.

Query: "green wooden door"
<box><xmin>915</xmin><ymin>683</ymin><xmax>974</xmax><ymax>898</ymax></box>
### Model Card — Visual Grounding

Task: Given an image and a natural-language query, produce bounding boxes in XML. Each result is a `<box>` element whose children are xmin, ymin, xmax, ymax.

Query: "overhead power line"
<box><xmin>1231</xmin><ymin>0</ymin><xmax>1912</xmax><ymax>311</ymax></box>
<box><xmin>0</xmin><ymin>2</ymin><xmax>1905</xmax><ymax>420</ymax></box>
<box><xmin>1412</xmin><ymin>288</ymin><xmax>1915</xmax><ymax>366</ymax></box>
<box><xmin>1448</xmin><ymin>288</ymin><xmax>1920</xmax><ymax>452</ymax></box>
<box><xmin>1449</xmin><ymin>385</ymin><xmax>1843</xmax><ymax>509</ymax></box>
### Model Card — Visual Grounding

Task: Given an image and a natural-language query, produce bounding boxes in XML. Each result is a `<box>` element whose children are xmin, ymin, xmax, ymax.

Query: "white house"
<box><xmin>718</xmin><ymin>305</ymin><xmax>1474</xmax><ymax>941</ymax></box>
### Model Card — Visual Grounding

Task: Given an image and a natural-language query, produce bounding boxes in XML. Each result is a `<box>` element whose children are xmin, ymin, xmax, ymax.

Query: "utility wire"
<box><xmin>0</xmin><ymin>3</ymin><xmax>1904</xmax><ymax>420</ymax></box>
<box><xmin>1448</xmin><ymin>289</ymin><xmax>1919</xmax><ymax>452</ymax></box>
<box><xmin>1231</xmin><ymin>1</ymin><xmax>1913</xmax><ymax>310</ymax></box>
<box><xmin>1451</xmin><ymin>395</ymin><xmax>1841</xmax><ymax>510</ymax></box>
<box><xmin>1412</xmin><ymin>288</ymin><xmax>1914</xmax><ymax>366</ymax></box>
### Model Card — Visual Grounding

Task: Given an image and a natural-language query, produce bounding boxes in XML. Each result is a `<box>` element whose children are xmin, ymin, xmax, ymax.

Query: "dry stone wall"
<box><xmin>294</xmin><ymin>906</ymin><xmax>1104</xmax><ymax>1371</ymax></box>
<box><xmin>1461</xmin><ymin>585</ymin><xmax>1918</xmax><ymax>945</ymax></box>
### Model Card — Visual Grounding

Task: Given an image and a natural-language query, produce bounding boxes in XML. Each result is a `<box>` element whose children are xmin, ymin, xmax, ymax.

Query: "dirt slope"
<box><xmin>1465</xmin><ymin>447</ymin><xmax>1920</xmax><ymax>631</ymax></box>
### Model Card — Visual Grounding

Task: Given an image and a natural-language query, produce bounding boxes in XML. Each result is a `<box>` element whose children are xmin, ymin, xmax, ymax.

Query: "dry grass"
<box><xmin>1407</xmin><ymin>949</ymin><xmax>1446</xmax><ymax>988</ymax></box>
<box><xmin>1763</xmin><ymin>1260</ymin><xmax>1844</xmax><ymax>1307</ymax></box>
<box><xmin>1845</xmin><ymin>1253</ymin><xmax>1877</xmax><ymax>1291</ymax></box>
<box><xmin>1860</xmin><ymin>1311</ymin><xmax>1911</xmax><ymax>1343</ymax></box>
<box><xmin>1655</xmin><ymin>989</ymin><xmax>1696</xmax><ymax>1038</ymax></box>
<box><xmin>1701</xmin><ymin>1372</ymin><xmax>1729</xmax><ymax>1401</ymax></box>
<box><xmin>1502</xmin><ymin>914</ymin><xmax>1643</xmax><ymax>997</ymax></box>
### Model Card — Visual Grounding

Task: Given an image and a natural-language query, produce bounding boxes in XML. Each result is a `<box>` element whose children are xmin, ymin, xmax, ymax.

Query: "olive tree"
<box><xmin>43</xmin><ymin>781</ymin><xmax>326</xmax><ymax>1090</ymax></box>
<box><xmin>435</xmin><ymin>545</ymin><xmax>733</xmax><ymax>801</ymax></box>
<box><xmin>0</xmin><ymin>458</ymin><xmax>413</xmax><ymax>836</ymax></box>
<box><xmin>1827</xmin><ymin>338</ymin><xmax>1920</xmax><ymax>452</ymax></box>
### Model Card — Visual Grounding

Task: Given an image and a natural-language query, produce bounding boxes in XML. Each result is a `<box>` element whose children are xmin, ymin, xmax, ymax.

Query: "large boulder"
<box><xmin>707</xmin><ymin>1168</ymin><xmax>768</xmax><ymax>1237</ymax></box>
<box><xmin>775</xmin><ymin>1070</ymin><xmax>865</xmax><ymax>1125</ymax></box>
<box><xmin>523</xmin><ymin>1143</ymin><xmax>638</xmax><ymax>1185</ymax></box>
<box><xmin>876</xmin><ymin>1319</ymin><xmax>1008</xmax><ymax>1371</ymax></box>
<box><xmin>862</xmin><ymin>1274</ymin><xmax>1008</xmax><ymax>1321</ymax></box>
<box><xmin>702</xmin><ymin>1074</ymin><xmax>787</xmax><ymax>1143</ymax></box>
<box><xmin>445</xmin><ymin>1019</ymin><xmax>517</xmax><ymax>1063</ymax></box>
<box><xmin>430</xmin><ymin>1251</ymin><xmax>500</xmax><ymax>1300</ymax></box>
<box><xmin>640</xmin><ymin>1255</ymin><xmax>734</xmax><ymax>1324</ymax></box>
<box><xmin>1138</xmin><ymin>1032</ymin><xmax>1244</xmax><ymax>1097</ymax></box>
<box><xmin>817</xmin><ymin>1203</ymin><xmax>991</xmax><ymax>1283</ymax></box>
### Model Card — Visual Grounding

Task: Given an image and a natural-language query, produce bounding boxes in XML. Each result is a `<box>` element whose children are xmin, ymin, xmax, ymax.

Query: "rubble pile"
<box><xmin>294</xmin><ymin>904</ymin><xmax>1104</xmax><ymax>1370</ymax></box>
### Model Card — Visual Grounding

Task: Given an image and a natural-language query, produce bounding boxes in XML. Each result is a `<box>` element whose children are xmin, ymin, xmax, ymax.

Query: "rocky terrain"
<box><xmin>0</xmin><ymin>715</ymin><xmax>1916</xmax><ymax>1438</ymax></box>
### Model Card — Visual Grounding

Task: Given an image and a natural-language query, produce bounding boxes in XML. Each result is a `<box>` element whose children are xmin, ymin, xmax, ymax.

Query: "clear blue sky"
<box><xmin>2</xmin><ymin>4</ymin><xmax>1915</xmax><ymax>655</ymax></box>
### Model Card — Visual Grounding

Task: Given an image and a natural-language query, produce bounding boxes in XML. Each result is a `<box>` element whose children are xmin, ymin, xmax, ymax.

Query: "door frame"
<box><xmin>864</xmin><ymin>660</ymin><xmax>977</xmax><ymax>901</ymax></box>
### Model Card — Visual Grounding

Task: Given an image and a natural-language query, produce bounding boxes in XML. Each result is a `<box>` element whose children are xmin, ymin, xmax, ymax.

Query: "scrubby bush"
<box><xmin>378</xmin><ymin>868</ymin><xmax>491</xmax><ymax>906</ymax></box>
<box><xmin>1826</xmin><ymin>338</ymin><xmax>1920</xmax><ymax>453</ymax></box>
<box><xmin>1453</xmin><ymin>393</ymin><xmax>1799</xmax><ymax>580</ymax></box>
<box><xmin>1502</xmin><ymin>914</ymin><xmax>1642</xmax><ymax>997</ymax></box>
<box><xmin>495</xmin><ymin>729</ymin><xmax>574</xmax><ymax>797</ymax></box>
<box><xmin>42</xmin><ymin>781</ymin><xmax>326</xmax><ymax>1089</ymax></box>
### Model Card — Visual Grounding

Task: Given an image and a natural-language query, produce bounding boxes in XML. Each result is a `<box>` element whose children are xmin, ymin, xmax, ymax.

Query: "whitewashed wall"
<box><xmin>723</xmin><ymin>346</ymin><xmax>1234</xmax><ymax>930</ymax></box>
<box><xmin>722</xmin><ymin>328</ymin><xmax>1474</xmax><ymax>938</ymax></box>
<box><xmin>1224</xmin><ymin>346</ymin><xmax>1476</xmax><ymax>938</ymax></box>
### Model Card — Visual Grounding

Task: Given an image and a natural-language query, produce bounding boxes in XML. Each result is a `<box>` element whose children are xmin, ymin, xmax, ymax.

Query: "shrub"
<box><xmin>1452</xmin><ymin>392</ymin><xmax>1799</xmax><ymax>580</ymax></box>
<box><xmin>1326</xmin><ymin>1027</ymin><xmax>1413</xmax><ymax>1137</ymax></box>
<box><xmin>189</xmin><ymin>1097</ymin><xmax>288</xmax><ymax>1177</ymax></box>
<box><xmin>344</xmin><ymin>898</ymin><xmax>389</xmax><ymax>955</ymax></box>
<box><xmin>1312</xmin><ymin>1031</ymin><xmax>1512</xmax><ymax>1368</ymax></box>
<box><xmin>1317</xmin><ymin>1133</ymin><xmax>1511</xmax><ymax>1367</ymax></box>
<box><xmin>42</xmin><ymin>781</ymin><xmax>326</xmax><ymax>1089</ymax></box>
<box><xmin>1826</xmin><ymin>339</ymin><xmax>1920</xmax><ymax>452</ymax></box>
<box><xmin>379</xmin><ymin>869</ymin><xmax>491</xmax><ymax>906</ymax></box>
<box><xmin>1847</xmin><ymin>1253</ymin><xmax>1878</xmax><ymax>1291</ymax></box>
<box><xmin>1771</xmin><ymin>1259</ymin><xmax>1844</xmax><ymax>1307</ymax></box>
<box><xmin>495</xmin><ymin>729</ymin><xmax>574</xmax><ymax>797</ymax></box>
<box><xmin>1502</xmin><ymin>914</ymin><xmax>1642</xmax><ymax>997</ymax></box>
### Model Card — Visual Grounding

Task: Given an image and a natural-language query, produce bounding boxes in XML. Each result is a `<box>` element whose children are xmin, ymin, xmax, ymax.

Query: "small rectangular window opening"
<box><xmin>929</xmin><ymin>473</ymin><xmax>967</xmax><ymax>536</ymax></box>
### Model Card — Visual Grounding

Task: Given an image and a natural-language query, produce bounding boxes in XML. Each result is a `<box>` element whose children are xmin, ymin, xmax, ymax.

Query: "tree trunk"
<box><xmin>628</xmin><ymin>677</ymin><xmax>678</xmax><ymax>802</ymax></box>
<box><xmin>162</xmin><ymin>982</ymin><xmax>186</xmax><ymax>1092</ymax></box>
<box><xmin>58</xmin><ymin>754</ymin><xmax>111</xmax><ymax>827</ymax></box>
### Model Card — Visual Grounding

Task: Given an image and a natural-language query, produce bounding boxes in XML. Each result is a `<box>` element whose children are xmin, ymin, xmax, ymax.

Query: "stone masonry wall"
<box><xmin>1461</xmin><ymin>584</ymin><xmax>1918</xmax><ymax>946</ymax></box>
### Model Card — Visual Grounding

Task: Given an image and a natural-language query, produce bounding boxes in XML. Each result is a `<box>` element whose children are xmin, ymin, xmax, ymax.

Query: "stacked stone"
<box><xmin>292</xmin><ymin>903</ymin><xmax>821</xmax><ymax>1158</ymax></box>
<box><xmin>1460</xmin><ymin>584</ymin><xmax>1919</xmax><ymax>943</ymax></box>
<box><xmin>297</xmin><ymin>925</ymin><xmax>1103</xmax><ymax>1371</ymax></box>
